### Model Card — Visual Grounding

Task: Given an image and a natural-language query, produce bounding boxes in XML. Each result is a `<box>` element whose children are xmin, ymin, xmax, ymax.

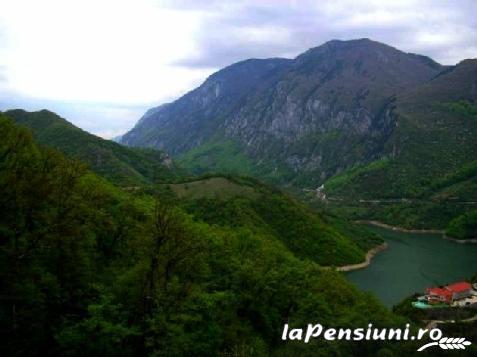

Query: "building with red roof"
<box><xmin>425</xmin><ymin>281</ymin><xmax>473</xmax><ymax>304</ymax></box>
<box><xmin>447</xmin><ymin>281</ymin><xmax>473</xmax><ymax>300</ymax></box>
<box><xmin>426</xmin><ymin>287</ymin><xmax>453</xmax><ymax>304</ymax></box>
<box><xmin>447</xmin><ymin>281</ymin><xmax>472</xmax><ymax>293</ymax></box>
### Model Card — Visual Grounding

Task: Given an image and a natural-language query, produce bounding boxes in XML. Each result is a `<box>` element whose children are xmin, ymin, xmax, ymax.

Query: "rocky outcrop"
<box><xmin>122</xmin><ymin>39</ymin><xmax>444</xmax><ymax>186</ymax></box>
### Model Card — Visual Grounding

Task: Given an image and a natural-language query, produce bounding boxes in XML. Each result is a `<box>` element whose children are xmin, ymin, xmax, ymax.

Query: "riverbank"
<box><xmin>326</xmin><ymin>221</ymin><xmax>475</xmax><ymax>274</ymax></box>
<box><xmin>345</xmin><ymin>225</ymin><xmax>477</xmax><ymax>307</ymax></box>
<box><xmin>332</xmin><ymin>243</ymin><xmax>389</xmax><ymax>272</ymax></box>
<box><xmin>356</xmin><ymin>220</ymin><xmax>477</xmax><ymax>243</ymax></box>
<box><xmin>355</xmin><ymin>220</ymin><xmax>444</xmax><ymax>234</ymax></box>
<box><xmin>443</xmin><ymin>235</ymin><xmax>477</xmax><ymax>244</ymax></box>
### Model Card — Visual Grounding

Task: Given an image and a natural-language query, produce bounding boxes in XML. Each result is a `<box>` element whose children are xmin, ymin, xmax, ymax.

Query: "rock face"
<box><xmin>327</xmin><ymin>59</ymin><xmax>477</xmax><ymax>199</ymax></box>
<box><xmin>121</xmin><ymin>39</ymin><xmax>444</xmax><ymax>186</ymax></box>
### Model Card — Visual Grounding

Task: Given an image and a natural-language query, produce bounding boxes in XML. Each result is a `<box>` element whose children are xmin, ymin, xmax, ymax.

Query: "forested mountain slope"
<box><xmin>325</xmin><ymin>59</ymin><xmax>477</xmax><ymax>231</ymax></box>
<box><xmin>121</xmin><ymin>39</ymin><xmax>476</xmax><ymax>233</ymax></box>
<box><xmin>1</xmin><ymin>114</ymin><xmax>411</xmax><ymax>356</ymax></box>
<box><xmin>5</xmin><ymin>109</ymin><xmax>179</xmax><ymax>186</ymax></box>
<box><xmin>161</xmin><ymin>175</ymin><xmax>382</xmax><ymax>266</ymax></box>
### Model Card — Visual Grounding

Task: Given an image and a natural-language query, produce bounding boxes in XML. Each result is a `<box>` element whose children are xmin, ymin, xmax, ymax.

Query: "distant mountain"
<box><xmin>5</xmin><ymin>109</ymin><xmax>179</xmax><ymax>186</ymax></box>
<box><xmin>325</xmin><ymin>59</ymin><xmax>477</xmax><ymax>229</ymax></box>
<box><xmin>111</xmin><ymin>134</ymin><xmax>123</xmax><ymax>143</ymax></box>
<box><xmin>122</xmin><ymin>38</ymin><xmax>445</xmax><ymax>186</ymax></box>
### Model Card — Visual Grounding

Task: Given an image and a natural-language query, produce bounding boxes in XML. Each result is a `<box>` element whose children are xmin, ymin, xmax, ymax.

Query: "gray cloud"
<box><xmin>172</xmin><ymin>0</ymin><xmax>477</xmax><ymax>68</ymax></box>
<box><xmin>1</xmin><ymin>0</ymin><xmax>477</xmax><ymax>137</ymax></box>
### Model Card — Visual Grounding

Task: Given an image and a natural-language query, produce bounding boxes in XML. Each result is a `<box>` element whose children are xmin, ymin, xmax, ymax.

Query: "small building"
<box><xmin>446</xmin><ymin>281</ymin><xmax>473</xmax><ymax>300</ymax></box>
<box><xmin>426</xmin><ymin>287</ymin><xmax>453</xmax><ymax>304</ymax></box>
<box><xmin>316</xmin><ymin>184</ymin><xmax>326</xmax><ymax>201</ymax></box>
<box><xmin>426</xmin><ymin>281</ymin><xmax>473</xmax><ymax>304</ymax></box>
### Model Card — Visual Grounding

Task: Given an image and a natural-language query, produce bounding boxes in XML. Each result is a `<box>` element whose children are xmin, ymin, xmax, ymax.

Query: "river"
<box><xmin>346</xmin><ymin>226</ymin><xmax>477</xmax><ymax>308</ymax></box>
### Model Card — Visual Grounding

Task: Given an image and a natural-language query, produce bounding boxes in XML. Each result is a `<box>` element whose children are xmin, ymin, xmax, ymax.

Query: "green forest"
<box><xmin>0</xmin><ymin>116</ymin><xmax>403</xmax><ymax>356</ymax></box>
<box><xmin>0</xmin><ymin>113</ymin><xmax>449</xmax><ymax>356</ymax></box>
<box><xmin>1</xmin><ymin>7</ymin><xmax>477</xmax><ymax>355</ymax></box>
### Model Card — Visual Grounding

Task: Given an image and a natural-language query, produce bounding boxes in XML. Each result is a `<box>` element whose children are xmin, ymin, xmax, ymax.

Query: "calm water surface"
<box><xmin>346</xmin><ymin>226</ymin><xmax>477</xmax><ymax>308</ymax></box>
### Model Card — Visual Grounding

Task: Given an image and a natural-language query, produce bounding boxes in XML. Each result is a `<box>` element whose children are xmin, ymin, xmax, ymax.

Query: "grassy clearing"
<box><xmin>168</xmin><ymin>177</ymin><xmax>257</xmax><ymax>200</ymax></box>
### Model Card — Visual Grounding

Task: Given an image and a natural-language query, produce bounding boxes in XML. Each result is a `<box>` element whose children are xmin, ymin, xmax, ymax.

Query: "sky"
<box><xmin>0</xmin><ymin>0</ymin><xmax>476</xmax><ymax>138</ymax></box>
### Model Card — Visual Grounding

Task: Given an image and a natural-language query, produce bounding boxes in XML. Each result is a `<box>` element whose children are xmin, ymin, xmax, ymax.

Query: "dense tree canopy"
<box><xmin>1</xmin><ymin>115</ymin><xmax>421</xmax><ymax>356</ymax></box>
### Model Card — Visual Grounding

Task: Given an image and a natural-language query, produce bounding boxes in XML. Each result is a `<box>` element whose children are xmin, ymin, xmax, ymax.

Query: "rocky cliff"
<box><xmin>122</xmin><ymin>39</ymin><xmax>445</xmax><ymax>186</ymax></box>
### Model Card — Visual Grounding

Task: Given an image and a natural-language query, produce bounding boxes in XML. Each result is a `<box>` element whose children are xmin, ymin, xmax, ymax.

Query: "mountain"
<box><xmin>327</xmin><ymin>59</ymin><xmax>477</xmax><ymax>197</ymax></box>
<box><xmin>121</xmin><ymin>38</ymin><xmax>477</xmax><ymax>231</ymax></box>
<box><xmin>5</xmin><ymin>109</ymin><xmax>179</xmax><ymax>186</ymax></box>
<box><xmin>111</xmin><ymin>134</ymin><xmax>123</xmax><ymax>143</ymax></box>
<box><xmin>121</xmin><ymin>38</ymin><xmax>444</xmax><ymax>186</ymax></box>
<box><xmin>325</xmin><ymin>59</ymin><xmax>477</xmax><ymax>230</ymax></box>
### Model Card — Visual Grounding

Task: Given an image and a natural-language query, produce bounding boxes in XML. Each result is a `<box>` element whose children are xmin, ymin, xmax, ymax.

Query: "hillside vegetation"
<box><xmin>325</xmin><ymin>60</ymin><xmax>477</xmax><ymax>231</ymax></box>
<box><xmin>446</xmin><ymin>210</ymin><xmax>477</xmax><ymax>239</ymax></box>
<box><xmin>1</xmin><ymin>115</ymin><xmax>411</xmax><ymax>356</ymax></box>
<box><xmin>119</xmin><ymin>40</ymin><xmax>477</xmax><ymax>234</ymax></box>
<box><xmin>162</xmin><ymin>176</ymin><xmax>382</xmax><ymax>266</ymax></box>
<box><xmin>122</xmin><ymin>39</ymin><xmax>443</xmax><ymax>187</ymax></box>
<box><xmin>5</xmin><ymin>109</ymin><xmax>180</xmax><ymax>186</ymax></box>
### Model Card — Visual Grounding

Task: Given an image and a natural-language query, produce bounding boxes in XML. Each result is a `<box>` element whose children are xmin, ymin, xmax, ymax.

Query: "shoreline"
<box><xmin>357</xmin><ymin>220</ymin><xmax>477</xmax><ymax>244</ymax></box>
<box><xmin>443</xmin><ymin>235</ymin><xmax>477</xmax><ymax>244</ymax></box>
<box><xmin>355</xmin><ymin>220</ymin><xmax>444</xmax><ymax>234</ymax></box>
<box><xmin>324</xmin><ymin>220</ymin><xmax>476</xmax><ymax>273</ymax></box>
<box><xmin>337</xmin><ymin>243</ymin><xmax>388</xmax><ymax>272</ymax></box>
<box><xmin>332</xmin><ymin>243</ymin><xmax>389</xmax><ymax>272</ymax></box>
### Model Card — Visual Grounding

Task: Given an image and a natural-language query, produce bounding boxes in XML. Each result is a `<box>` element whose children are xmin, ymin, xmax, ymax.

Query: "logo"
<box><xmin>418</xmin><ymin>337</ymin><xmax>472</xmax><ymax>352</ymax></box>
<box><xmin>281</xmin><ymin>323</ymin><xmax>472</xmax><ymax>352</ymax></box>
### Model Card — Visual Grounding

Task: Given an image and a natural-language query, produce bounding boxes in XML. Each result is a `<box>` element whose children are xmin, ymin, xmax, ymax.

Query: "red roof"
<box><xmin>427</xmin><ymin>287</ymin><xmax>452</xmax><ymax>297</ymax></box>
<box><xmin>446</xmin><ymin>281</ymin><xmax>472</xmax><ymax>293</ymax></box>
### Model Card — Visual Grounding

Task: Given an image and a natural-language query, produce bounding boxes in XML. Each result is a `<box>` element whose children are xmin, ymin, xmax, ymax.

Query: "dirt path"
<box><xmin>443</xmin><ymin>235</ymin><xmax>477</xmax><ymax>244</ymax></box>
<box><xmin>357</xmin><ymin>220</ymin><xmax>477</xmax><ymax>243</ymax></box>
<box><xmin>425</xmin><ymin>313</ymin><xmax>477</xmax><ymax>330</ymax></box>
<box><xmin>355</xmin><ymin>220</ymin><xmax>444</xmax><ymax>234</ymax></box>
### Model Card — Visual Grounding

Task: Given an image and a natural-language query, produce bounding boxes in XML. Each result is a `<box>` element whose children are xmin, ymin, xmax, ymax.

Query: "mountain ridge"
<box><xmin>5</xmin><ymin>109</ymin><xmax>179</xmax><ymax>186</ymax></box>
<box><xmin>121</xmin><ymin>38</ymin><xmax>446</xmax><ymax>186</ymax></box>
<box><xmin>324</xmin><ymin>58</ymin><xmax>477</xmax><ymax>229</ymax></box>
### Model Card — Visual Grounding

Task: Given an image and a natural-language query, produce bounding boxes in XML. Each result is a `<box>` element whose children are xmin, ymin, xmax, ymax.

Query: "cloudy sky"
<box><xmin>0</xmin><ymin>0</ymin><xmax>476</xmax><ymax>138</ymax></box>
